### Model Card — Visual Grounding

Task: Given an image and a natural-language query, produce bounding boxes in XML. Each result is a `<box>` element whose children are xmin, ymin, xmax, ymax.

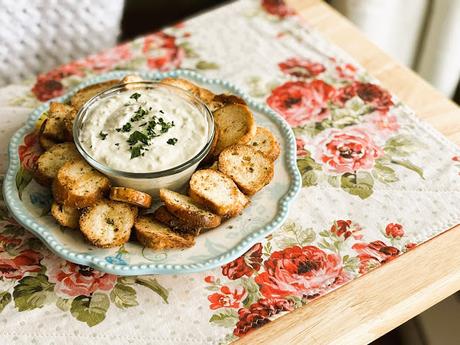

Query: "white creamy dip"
<box><xmin>79</xmin><ymin>87</ymin><xmax>208</xmax><ymax>173</ymax></box>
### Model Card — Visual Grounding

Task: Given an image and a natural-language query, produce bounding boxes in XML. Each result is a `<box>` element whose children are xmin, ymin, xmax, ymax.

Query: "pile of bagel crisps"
<box><xmin>32</xmin><ymin>75</ymin><xmax>280</xmax><ymax>250</ymax></box>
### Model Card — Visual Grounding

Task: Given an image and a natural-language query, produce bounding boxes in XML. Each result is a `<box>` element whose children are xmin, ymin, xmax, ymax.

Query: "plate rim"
<box><xmin>3</xmin><ymin>69</ymin><xmax>301</xmax><ymax>275</ymax></box>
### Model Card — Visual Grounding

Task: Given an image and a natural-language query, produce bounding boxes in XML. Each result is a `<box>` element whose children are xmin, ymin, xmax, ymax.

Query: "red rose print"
<box><xmin>333</xmin><ymin>83</ymin><xmax>356</xmax><ymax>106</ymax></box>
<box><xmin>278</xmin><ymin>58</ymin><xmax>326</xmax><ymax>78</ymax></box>
<box><xmin>32</xmin><ymin>63</ymin><xmax>85</xmax><ymax>101</ymax></box>
<box><xmin>296</xmin><ymin>138</ymin><xmax>308</xmax><ymax>157</ymax></box>
<box><xmin>335</xmin><ymin>63</ymin><xmax>358</xmax><ymax>81</ymax></box>
<box><xmin>234</xmin><ymin>298</ymin><xmax>294</xmax><ymax>336</ymax></box>
<box><xmin>18</xmin><ymin>131</ymin><xmax>43</xmax><ymax>171</ymax></box>
<box><xmin>255</xmin><ymin>245</ymin><xmax>342</xmax><ymax>298</ymax></box>
<box><xmin>312</xmin><ymin>127</ymin><xmax>383</xmax><ymax>174</ymax></box>
<box><xmin>208</xmin><ymin>286</ymin><xmax>246</xmax><ymax>310</ymax></box>
<box><xmin>366</xmin><ymin>112</ymin><xmax>400</xmax><ymax>137</ymax></box>
<box><xmin>0</xmin><ymin>249</ymin><xmax>43</xmax><ymax>280</ymax></box>
<box><xmin>31</xmin><ymin>42</ymin><xmax>133</xmax><ymax>101</ymax></box>
<box><xmin>80</xmin><ymin>43</ymin><xmax>132</xmax><ymax>72</ymax></box>
<box><xmin>355</xmin><ymin>82</ymin><xmax>393</xmax><ymax>112</ymax></box>
<box><xmin>0</xmin><ymin>235</ymin><xmax>21</xmax><ymax>253</ymax></box>
<box><xmin>261</xmin><ymin>0</ymin><xmax>294</xmax><ymax>18</ymax></box>
<box><xmin>352</xmin><ymin>240</ymin><xmax>399</xmax><ymax>274</ymax></box>
<box><xmin>46</xmin><ymin>261</ymin><xmax>117</xmax><ymax>297</ymax></box>
<box><xmin>222</xmin><ymin>243</ymin><xmax>263</xmax><ymax>280</ymax></box>
<box><xmin>405</xmin><ymin>243</ymin><xmax>416</xmax><ymax>250</ymax></box>
<box><xmin>385</xmin><ymin>223</ymin><xmax>404</xmax><ymax>238</ymax></box>
<box><xmin>335</xmin><ymin>82</ymin><xmax>393</xmax><ymax>112</ymax></box>
<box><xmin>452</xmin><ymin>156</ymin><xmax>460</xmax><ymax>162</ymax></box>
<box><xmin>142</xmin><ymin>32</ymin><xmax>184</xmax><ymax>71</ymax></box>
<box><xmin>32</xmin><ymin>76</ymin><xmax>65</xmax><ymax>101</ymax></box>
<box><xmin>204</xmin><ymin>275</ymin><xmax>215</xmax><ymax>284</ymax></box>
<box><xmin>330</xmin><ymin>220</ymin><xmax>362</xmax><ymax>240</ymax></box>
<box><xmin>267</xmin><ymin>80</ymin><xmax>335</xmax><ymax>126</ymax></box>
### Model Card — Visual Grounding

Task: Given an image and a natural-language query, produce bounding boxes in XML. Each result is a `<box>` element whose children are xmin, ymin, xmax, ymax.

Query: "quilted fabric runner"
<box><xmin>1</xmin><ymin>0</ymin><xmax>460</xmax><ymax>344</ymax></box>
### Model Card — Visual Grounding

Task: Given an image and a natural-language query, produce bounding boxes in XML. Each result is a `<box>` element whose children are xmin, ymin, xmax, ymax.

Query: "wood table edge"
<box><xmin>236</xmin><ymin>1</ymin><xmax>460</xmax><ymax>344</ymax></box>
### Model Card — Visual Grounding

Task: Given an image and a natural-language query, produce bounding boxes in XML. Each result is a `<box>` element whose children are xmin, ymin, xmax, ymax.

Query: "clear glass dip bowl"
<box><xmin>73</xmin><ymin>81</ymin><xmax>215</xmax><ymax>197</ymax></box>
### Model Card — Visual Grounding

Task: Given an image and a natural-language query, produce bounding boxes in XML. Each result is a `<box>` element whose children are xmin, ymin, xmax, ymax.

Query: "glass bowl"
<box><xmin>73</xmin><ymin>81</ymin><xmax>215</xmax><ymax>197</ymax></box>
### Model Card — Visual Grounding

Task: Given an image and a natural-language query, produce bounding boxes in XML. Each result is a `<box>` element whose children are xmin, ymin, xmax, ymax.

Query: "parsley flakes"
<box><xmin>116</xmin><ymin>122</ymin><xmax>132</xmax><ymax>133</ymax></box>
<box><xmin>130</xmin><ymin>146</ymin><xmax>142</xmax><ymax>159</ymax></box>
<box><xmin>167</xmin><ymin>138</ymin><xmax>178</xmax><ymax>145</ymax></box>
<box><xmin>99</xmin><ymin>131</ymin><xmax>108</xmax><ymax>140</ymax></box>
<box><xmin>110</xmin><ymin>104</ymin><xmax>176</xmax><ymax>159</ymax></box>
<box><xmin>130</xmin><ymin>107</ymin><xmax>148</xmax><ymax>122</ymax></box>
<box><xmin>128</xmin><ymin>131</ymin><xmax>149</xmax><ymax>146</ymax></box>
<box><xmin>130</xmin><ymin>92</ymin><xmax>141</xmax><ymax>101</ymax></box>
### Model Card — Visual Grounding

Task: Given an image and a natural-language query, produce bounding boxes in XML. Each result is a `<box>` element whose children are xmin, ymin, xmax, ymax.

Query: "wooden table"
<box><xmin>237</xmin><ymin>1</ymin><xmax>460</xmax><ymax>344</ymax></box>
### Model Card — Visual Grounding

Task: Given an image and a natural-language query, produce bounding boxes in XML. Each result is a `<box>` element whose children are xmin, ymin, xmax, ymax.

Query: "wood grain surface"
<box><xmin>236</xmin><ymin>1</ymin><xmax>460</xmax><ymax>344</ymax></box>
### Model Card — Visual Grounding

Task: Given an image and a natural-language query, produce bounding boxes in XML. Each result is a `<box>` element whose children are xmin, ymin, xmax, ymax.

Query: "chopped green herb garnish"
<box><xmin>130</xmin><ymin>92</ymin><xmax>141</xmax><ymax>101</ymax></box>
<box><xmin>117</xmin><ymin>122</ymin><xmax>132</xmax><ymax>132</ymax></box>
<box><xmin>122</xmin><ymin>122</ymin><xmax>132</xmax><ymax>132</ymax></box>
<box><xmin>130</xmin><ymin>145</ymin><xmax>142</xmax><ymax>159</ymax></box>
<box><xmin>167</xmin><ymin>138</ymin><xmax>178</xmax><ymax>145</ymax></box>
<box><xmin>115</xmin><ymin>143</ymin><xmax>120</xmax><ymax>146</ymax></box>
<box><xmin>99</xmin><ymin>131</ymin><xmax>108</xmax><ymax>140</ymax></box>
<box><xmin>158</xmin><ymin>117</ymin><xmax>175</xmax><ymax>133</ymax></box>
<box><xmin>128</xmin><ymin>131</ymin><xmax>149</xmax><ymax>145</ymax></box>
<box><xmin>131</xmin><ymin>107</ymin><xmax>148</xmax><ymax>122</ymax></box>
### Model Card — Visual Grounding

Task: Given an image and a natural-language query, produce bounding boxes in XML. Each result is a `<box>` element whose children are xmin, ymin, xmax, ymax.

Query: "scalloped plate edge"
<box><xmin>3</xmin><ymin>69</ymin><xmax>301</xmax><ymax>275</ymax></box>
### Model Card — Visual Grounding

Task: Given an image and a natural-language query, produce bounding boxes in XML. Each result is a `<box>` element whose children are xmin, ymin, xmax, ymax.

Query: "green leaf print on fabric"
<box><xmin>135</xmin><ymin>277</ymin><xmax>169</xmax><ymax>304</ymax></box>
<box><xmin>391</xmin><ymin>159</ymin><xmax>424</xmax><ymax>179</ymax></box>
<box><xmin>179</xmin><ymin>42</ymin><xmax>199</xmax><ymax>58</ymax></box>
<box><xmin>70</xmin><ymin>293</ymin><xmax>110</xmax><ymax>327</ymax></box>
<box><xmin>240</xmin><ymin>278</ymin><xmax>262</xmax><ymax>308</ymax></box>
<box><xmin>195</xmin><ymin>61</ymin><xmax>219</xmax><ymax>70</ymax></box>
<box><xmin>372</xmin><ymin>160</ymin><xmax>399</xmax><ymax>184</ymax></box>
<box><xmin>56</xmin><ymin>297</ymin><xmax>72</xmax><ymax>312</ymax></box>
<box><xmin>297</xmin><ymin>156</ymin><xmax>321</xmax><ymax>187</ymax></box>
<box><xmin>340</xmin><ymin>171</ymin><xmax>374</xmax><ymax>199</ymax></box>
<box><xmin>209</xmin><ymin>308</ymin><xmax>239</xmax><ymax>328</ymax></box>
<box><xmin>13</xmin><ymin>274</ymin><xmax>54</xmax><ymax>311</ymax></box>
<box><xmin>16</xmin><ymin>166</ymin><xmax>33</xmax><ymax>200</ymax></box>
<box><xmin>342</xmin><ymin>255</ymin><xmax>359</xmax><ymax>273</ymax></box>
<box><xmin>384</xmin><ymin>134</ymin><xmax>420</xmax><ymax>157</ymax></box>
<box><xmin>110</xmin><ymin>283</ymin><xmax>139</xmax><ymax>309</ymax></box>
<box><xmin>275</xmin><ymin>221</ymin><xmax>316</xmax><ymax>248</ymax></box>
<box><xmin>0</xmin><ymin>291</ymin><xmax>12</xmax><ymax>313</ymax></box>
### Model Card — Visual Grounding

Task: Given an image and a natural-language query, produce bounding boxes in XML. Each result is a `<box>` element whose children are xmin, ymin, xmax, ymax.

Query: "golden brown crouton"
<box><xmin>52</xmin><ymin>159</ymin><xmax>110</xmax><ymax>208</ymax></box>
<box><xmin>247</xmin><ymin>127</ymin><xmax>280</xmax><ymax>161</ymax></box>
<box><xmin>35</xmin><ymin>142</ymin><xmax>81</xmax><ymax>186</ymax></box>
<box><xmin>79</xmin><ymin>199</ymin><xmax>138</xmax><ymax>248</ymax></box>
<box><xmin>213</xmin><ymin>104</ymin><xmax>256</xmax><ymax>156</ymax></box>
<box><xmin>109</xmin><ymin>187</ymin><xmax>152</xmax><ymax>208</ymax></box>
<box><xmin>218</xmin><ymin>144</ymin><xmax>274</xmax><ymax>195</ymax></box>
<box><xmin>188</xmin><ymin>169</ymin><xmax>249</xmax><ymax>217</ymax></box>
<box><xmin>135</xmin><ymin>215</ymin><xmax>196</xmax><ymax>250</ymax></box>
<box><xmin>70</xmin><ymin>80</ymin><xmax>120</xmax><ymax>111</ymax></box>
<box><xmin>159</xmin><ymin>188</ymin><xmax>221</xmax><ymax>228</ymax></box>
<box><xmin>51</xmin><ymin>202</ymin><xmax>80</xmax><ymax>229</ymax></box>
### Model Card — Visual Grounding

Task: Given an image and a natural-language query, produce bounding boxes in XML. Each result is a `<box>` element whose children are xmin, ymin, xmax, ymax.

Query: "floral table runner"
<box><xmin>1</xmin><ymin>0</ymin><xmax>460</xmax><ymax>344</ymax></box>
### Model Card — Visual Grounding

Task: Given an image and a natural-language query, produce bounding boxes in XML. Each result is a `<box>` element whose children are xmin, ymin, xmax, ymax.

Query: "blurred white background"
<box><xmin>329</xmin><ymin>0</ymin><xmax>460</xmax><ymax>99</ymax></box>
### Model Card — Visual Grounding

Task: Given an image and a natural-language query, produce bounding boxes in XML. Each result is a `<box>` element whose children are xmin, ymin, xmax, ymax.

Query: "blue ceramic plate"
<box><xmin>3</xmin><ymin>70</ymin><xmax>301</xmax><ymax>275</ymax></box>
